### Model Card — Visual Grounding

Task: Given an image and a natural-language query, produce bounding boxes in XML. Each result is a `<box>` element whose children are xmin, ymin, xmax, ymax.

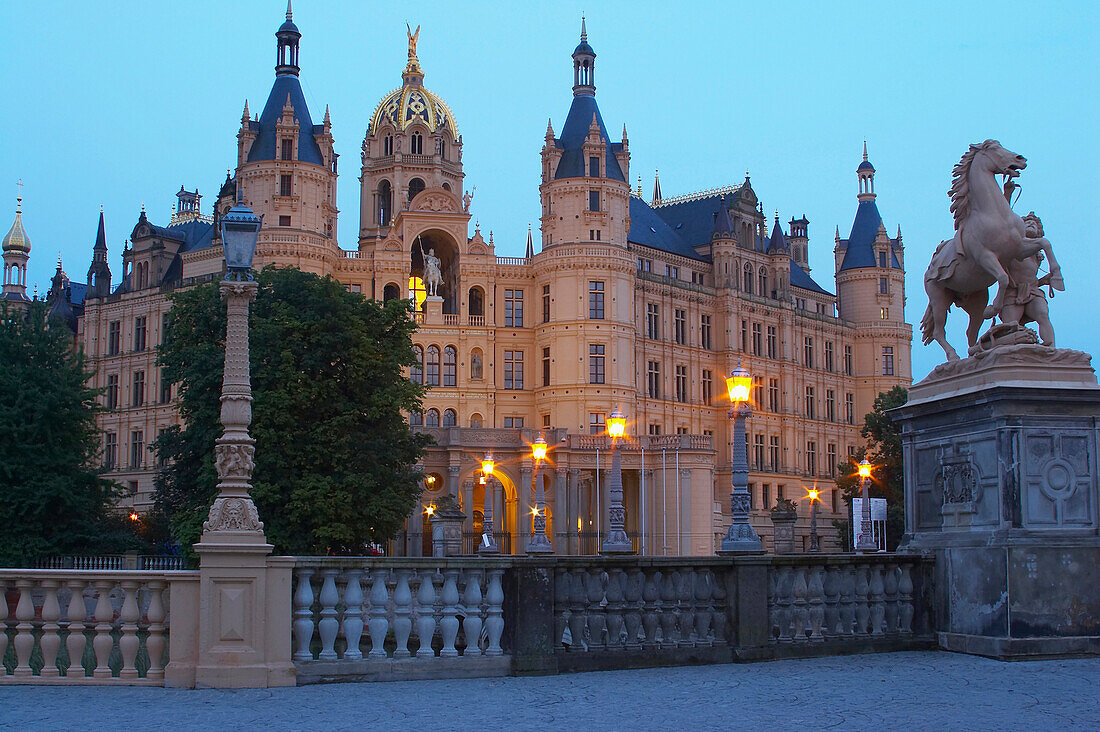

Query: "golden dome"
<box><xmin>2</xmin><ymin>194</ymin><xmax>30</xmax><ymax>254</ymax></box>
<box><xmin>369</xmin><ymin>84</ymin><xmax>458</xmax><ymax>138</ymax></box>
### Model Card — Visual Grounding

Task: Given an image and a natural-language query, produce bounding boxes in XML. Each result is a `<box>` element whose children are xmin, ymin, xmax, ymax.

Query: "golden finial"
<box><xmin>16</xmin><ymin>179</ymin><xmax>23</xmax><ymax>213</ymax></box>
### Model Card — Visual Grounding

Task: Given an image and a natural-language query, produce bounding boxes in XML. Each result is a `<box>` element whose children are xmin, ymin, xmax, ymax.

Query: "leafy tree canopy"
<box><xmin>836</xmin><ymin>385</ymin><xmax>908</xmax><ymax>550</ymax></box>
<box><xmin>154</xmin><ymin>267</ymin><xmax>430</xmax><ymax>557</ymax></box>
<box><xmin>0</xmin><ymin>303</ymin><xmax>138</xmax><ymax>566</ymax></box>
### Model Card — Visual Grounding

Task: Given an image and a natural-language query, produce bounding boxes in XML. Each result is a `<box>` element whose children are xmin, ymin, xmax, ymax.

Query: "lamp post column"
<box><xmin>526</xmin><ymin>459</ymin><xmax>552</xmax><ymax>554</ymax></box>
<box><xmin>856</xmin><ymin>461</ymin><xmax>877</xmax><ymax>553</ymax></box>
<box><xmin>719</xmin><ymin>401</ymin><xmax>762</xmax><ymax>553</ymax></box>
<box><xmin>809</xmin><ymin>494</ymin><xmax>821</xmax><ymax>553</ymax></box>
<box><xmin>479</xmin><ymin>475</ymin><xmax>499</xmax><ymax>555</ymax></box>
<box><xmin>601</xmin><ymin>437</ymin><xmax>633</xmax><ymax>554</ymax></box>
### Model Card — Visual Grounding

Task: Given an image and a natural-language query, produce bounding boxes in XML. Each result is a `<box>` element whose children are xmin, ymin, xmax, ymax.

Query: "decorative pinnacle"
<box><xmin>15</xmin><ymin>179</ymin><xmax>22</xmax><ymax>213</ymax></box>
<box><xmin>581</xmin><ymin>14</ymin><xmax>587</xmax><ymax>42</ymax></box>
<box><xmin>286</xmin><ymin>0</ymin><xmax>292</xmax><ymax>21</ymax></box>
<box><xmin>863</xmin><ymin>140</ymin><xmax>868</xmax><ymax>161</ymax></box>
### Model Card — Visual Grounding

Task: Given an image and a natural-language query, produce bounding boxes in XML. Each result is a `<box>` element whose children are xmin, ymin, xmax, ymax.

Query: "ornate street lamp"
<box><xmin>855</xmin><ymin>458</ymin><xmax>878</xmax><ymax>553</ymax></box>
<box><xmin>805</xmin><ymin>486</ymin><xmax>821</xmax><ymax>553</ymax></box>
<box><xmin>479</xmin><ymin>452</ymin><xmax>500</xmax><ymax>555</ymax></box>
<box><xmin>199</xmin><ymin>192</ymin><xmax>266</xmax><ymax>538</ymax></box>
<box><xmin>526</xmin><ymin>435</ymin><xmax>552</xmax><ymax>554</ymax></box>
<box><xmin>601</xmin><ymin>408</ymin><xmax>634</xmax><ymax>554</ymax></box>
<box><xmin>719</xmin><ymin>361</ymin><xmax>762</xmax><ymax>553</ymax></box>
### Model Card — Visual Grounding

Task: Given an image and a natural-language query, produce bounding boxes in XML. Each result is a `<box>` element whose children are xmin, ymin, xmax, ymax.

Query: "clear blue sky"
<box><xmin>3</xmin><ymin>1</ymin><xmax>1097</xmax><ymax>380</ymax></box>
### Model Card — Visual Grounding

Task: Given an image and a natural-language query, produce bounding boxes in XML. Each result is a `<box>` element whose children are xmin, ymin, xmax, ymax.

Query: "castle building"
<box><xmin>17</xmin><ymin>11</ymin><xmax>912</xmax><ymax>555</ymax></box>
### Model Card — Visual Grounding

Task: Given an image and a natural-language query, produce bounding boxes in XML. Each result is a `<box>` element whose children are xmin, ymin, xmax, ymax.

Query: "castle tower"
<box><xmin>834</xmin><ymin>145</ymin><xmax>911</xmax><ymax>416</ymax></box>
<box><xmin>2</xmin><ymin>184</ymin><xmax>31</xmax><ymax>303</ymax></box>
<box><xmin>235</xmin><ymin>4</ymin><xmax>338</xmax><ymax>274</ymax></box>
<box><xmin>788</xmin><ymin>214</ymin><xmax>810</xmax><ymax>272</ymax></box>
<box><xmin>87</xmin><ymin>207</ymin><xmax>112</xmax><ymax>298</ymax></box>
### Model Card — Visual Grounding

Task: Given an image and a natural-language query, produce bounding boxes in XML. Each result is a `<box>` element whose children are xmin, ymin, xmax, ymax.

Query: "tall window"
<box><xmin>411</xmin><ymin>131</ymin><xmax>424</xmax><ymax>154</ymax></box>
<box><xmin>542</xmin><ymin>284</ymin><xmax>550</xmax><ymax>323</ymax></box>
<box><xmin>159</xmin><ymin>369</ymin><xmax>172</xmax><ymax>404</ymax></box>
<box><xmin>280</xmin><ymin>138</ymin><xmax>293</xmax><ymax>161</ymax></box>
<box><xmin>751</xmin><ymin>323</ymin><xmax>762</xmax><ymax>356</ymax></box>
<box><xmin>589</xmin><ymin>155</ymin><xmax>600</xmax><ymax>177</ymax></box>
<box><xmin>803</xmin><ymin>337</ymin><xmax>814</xmax><ymax>368</ymax></box>
<box><xmin>425</xmin><ymin>346</ymin><xmax>440</xmax><ymax>386</ymax></box>
<box><xmin>768</xmin><ymin>436</ymin><xmax>780</xmax><ymax>471</ymax></box>
<box><xmin>504</xmin><ymin>289</ymin><xmax>524</xmax><ymax>327</ymax></box>
<box><xmin>766</xmin><ymin>326</ymin><xmax>777</xmax><ymax>359</ymax></box>
<box><xmin>132</xmin><ymin>370</ymin><xmax>145</xmax><ymax>408</ymax></box>
<box><xmin>804</xmin><ymin>385</ymin><xmax>815</xmax><ymax>419</ymax></box>
<box><xmin>741</xmin><ymin>319</ymin><xmax>748</xmax><ymax>351</ymax></box>
<box><xmin>702</xmin><ymin>369</ymin><xmax>713</xmax><ymax>405</ymax></box>
<box><xmin>589</xmin><ymin>412</ymin><xmax>605</xmax><ymax>435</ymax></box>
<box><xmin>845</xmin><ymin>393</ymin><xmax>854</xmax><ymax>425</ymax></box>
<box><xmin>754</xmin><ymin>434</ymin><xmax>765</xmax><ymax>470</ymax></box>
<box><xmin>408</xmin><ymin>178</ymin><xmax>425</xmax><ymax>202</ymax></box>
<box><xmin>108</xmin><ymin>321</ymin><xmax>120</xmax><ymax>356</ymax></box>
<box><xmin>768</xmin><ymin>378</ymin><xmax>779</xmax><ymax>412</ymax></box>
<box><xmin>378</xmin><ymin>180</ymin><xmax>393</xmax><ymax>225</ymax></box>
<box><xmin>133</xmin><ymin>316</ymin><xmax>147</xmax><ymax>352</ymax></box>
<box><xmin>826</xmin><ymin>389</ymin><xmax>836</xmax><ymax>422</ymax></box>
<box><xmin>700</xmin><ymin>315</ymin><xmax>712</xmax><ymax>350</ymax></box>
<box><xmin>408</xmin><ymin>411</ymin><xmax>423</xmax><ymax>426</ymax></box>
<box><xmin>542</xmin><ymin>347</ymin><xmax>551</xmax><ymax>387</ymax></box>
<box><xmin>882</xmin><ymin>346</ymin><xmax>895</xmax><ymax>376</ymax></box>
<box><xmin>825</xmin><ymin>342</ymin><xmax>834</xmax><ymax>372</ymax></box>
<box><xmin>92</xmin><ymin>432</ymin><xmax>114</xmax><ymax>475</ymax></box>
<box><xmin>280</xmin><ymin>174</ymin><xmax>292</xmax><ymax>197</ymax></box>
<box><xmin>743</xmin><ymin>263</ymin><xmax>754</xmax><ymax>294</ymax></box>
<box><xmin>589</xmin><ymin>344</ymin><xmax>605</xmax><ymax>384</ymax></box>
<box><xmin>130</xmin><ymin>430</ymin><xmax>144</xmax><ymax>469</ymax></box>
<box><xmin>879</xmin><ymin>250</ymin><xmax>888</xmax><ymax>268</ymax></box>
<box><xmin>753</xmin><ymin>376</ymin><xmax>764</xmax><ymax>407</ymax></box>
<box><xmin>674</xmin><ymin>309</ymin><xmax>686</xmax><ymax>345</ymax></box>
<box><xmin>589</xmin><ymin>281</ymin><xmax>605</xmax><ymax>319</ymax></box>
<box><xmin>106</xmin><ymin>374</ymin><xmax>119</xmax><ymax>410</ymax></box>
<box><xmin>758</xmin><ymin>267</ymin><xmax>768</xmax><ymax>296</ymax></box>
<box><xmin>504</xmin><ymin>350</ymin><xmax>524</xmax><ymax>390</ymax></box>
<box><xmin>383</xmin><ymin>135</ymin><xmax>394</xmax><ymax>156</ymax></box>
<box><xmin>844</xmin><ymin>345</ymin><xmax>853</xmax><ymax>376</ymax></box>
<box><xmin>827</xmin><ymin>444</ymin><xmax>837</xmax><ymax>476</ymax></box>
<box><xmin>806</xmin><ymin>441</ymin><xmax>817</xmax><ymax>475</ymax></box>
<box><xmin>646</xmin><ymin>303</ymin><xmax>660</xmax><ymax>340</ymax></box>
<box><xmin>443</xmin><ymin>409</ymin><xmax>457</xmax><ymax>427</ymax></box>
<box><xmin>411</xmin><ymin>345</ymin><xmax>424</xmax><ymax>384</ymax></box>
<box><xmin>425</xmin><ymin>409</ymin><xmax>440</xmax><ymax>427</ymax></box>
<box><xmin>160</xmin><ymin>313</ymin><xmax>170</xmax><ymax>345</ymax></box>
<box><xmin>647</xmin><ymin>361</ymin><xmax>661</xmax><ymax>399</ymax></box>
<box><xmin>443</xmin><ymin>346</ymin><xmax>457</xmax><ymax>387</ymax></box>
<box><xmin>879</xmin><ymin>277</ymin><xmax>889</xmax><ymax>295</ymax></box>
<box><xmin>665</xmin><ymin>265</ymin><xmax>679</xmax><ymax>279</ymax></box>
<box><xmin>675</xmin><ymin>365</ymin><xmax>687</xmax><ymax>403</ymax></box>
<box><xmin>589</xmin><ymin>190</ymin><xmax>600</xmax><ymax>212</ymax></box>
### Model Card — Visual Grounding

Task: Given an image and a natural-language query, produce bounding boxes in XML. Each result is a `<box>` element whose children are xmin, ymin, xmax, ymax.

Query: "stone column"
<box><xmin>462</xmin><ymin>480</ymin><xmax>475</xmax><ymax>534</ymax></box>
<box><xmin>447</xmin><ymin>464</ymin><xmax>461</xmax><ymax>501</ymax></box>
<box><xmin>600</xmin><ymin>469</ymin><xmax>612</xmax><ymax>536</ymax></box>
<box><xmin>191</xmin><ymin>279</ymin><xmax>294</xmax><ymax>689</ymax></box>
<box><xmin>567</xmin><ymin>468</ymin><xmax>580</xmax><ymax>555</ymax></box>
<box><xmin>553</xmin><ymin>468</ymin><xmax>567</xmax><ymax>554</ymax></box>
<box><xmin>519</xmin><ymin>465</ymin><xmax>532</xmax><ymax>548</ymax></box>
<box><xmin>679</xmin><ymin>468</ymin><xmax>692</xmax><ymax>556</ymax></box>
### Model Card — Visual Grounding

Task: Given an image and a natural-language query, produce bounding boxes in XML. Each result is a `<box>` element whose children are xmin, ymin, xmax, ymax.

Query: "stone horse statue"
<box><xmin>921</xmin><ymin>140</ymin><xmax>1063</xmax><ymax>361</ymax></box>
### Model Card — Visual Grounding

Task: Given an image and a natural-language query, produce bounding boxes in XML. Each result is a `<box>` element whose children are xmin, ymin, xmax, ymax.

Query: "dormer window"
<box><xmin>878</xmin><ymin>250</ymin><xmax>887</xmax><ymax>268</ymax></box>
<box><xmin>589</xmin><ymin>156</ymin><xmax>600</xmax><ymax>177</ymax></box>
<box><xmin>411</xmin><ymin>131</ymin><xmax>424</xmax><ymax>155</ymax></box>
<box><xmin>383</xmin><ymin>135</ymin><xmax>394</xmax><ymax>156</ymax></box>
<box><xmin>280</xmin><ymin>138</ymin><xmax>293</xmax><ymax>161</ymax></box>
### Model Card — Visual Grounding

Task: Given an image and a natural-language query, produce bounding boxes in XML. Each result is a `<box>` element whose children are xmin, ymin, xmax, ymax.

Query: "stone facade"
<box><xmin>23</xmin><ymin>14</ymin><xmax>912</xmax><ymax>555</ymax></box>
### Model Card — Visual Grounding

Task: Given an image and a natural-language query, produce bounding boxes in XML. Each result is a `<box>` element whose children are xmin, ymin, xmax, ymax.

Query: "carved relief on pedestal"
<box><xmin>203</xmin><ymin>496</ymin><xmax>264</xmax><ymax>533</ymax></box>
<box><xmin>215</xmin><ymin>442</ymin><xmax>256</xmax><ymax>481</ymax></box>
<box><xmin>939</xmin><ymin>459</ymin><xmax>977</xmax><ymax>505</ymax></box>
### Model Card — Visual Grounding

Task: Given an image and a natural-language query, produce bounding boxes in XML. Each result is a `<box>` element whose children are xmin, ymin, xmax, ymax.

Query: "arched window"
<box><xmin>442</xmin><ymin>182</ymin><xmax>451</xmax><ymax>192</ymax></box>
<box><xmin>425</xmin><ymin>346</ymin><xmax>440</xmax><ymax>386</ymax></box>
<box><xmin>408</xmin><ymin>177</ymin><xmax>425</xmax><ymax>203</ymax></box>
<box><xmin>759</xmin><ymin>266</ymin><xmax>768</xmax><ymax>297</ymax></box>
<box><xmin>443</xmin><ymin>346</ymin><xmax>457</xmax><ymax>387</ymax></box>
<box><xmin>383</xmin><ymin>283</ymin><xmax>400</xmax><ymax>302</ymax></box>
<box><xmin>469</xmin><ymin>413</ymin><xmax>483</xmax><ymax>428</ymax></box>
<box><xmin>442</xmin><ymin>408</ymin><xmax>457</xmax><ymax>427</ymax></box>
<box><xmin>383</xmin><ymin>134</ymin><xmax>394</xmax><ymax>156</ymax></box>
<box><xmin>410</xmin><ymin>345</ymin><xmax>423</xmax><ymax>384</ymax></box>
<box><xmin>378</xmin><ymin>180</ymin><xmax>393</xmax><ymax>226</ymax></box>
<box><xmin>408</xmin><ymin>411</ymin><xmax>423</xmax><ymax>426</ymax></box>
<box><xmin>468</xmin><ymin>286</ymin><xmax>484</xmax><ymax>316</ymax></box>
<box><xmin>426</xmin><ymin>408</ymin><xmax>440</xmax><ymax>427</ymax></box>
<box><xmin>437</xmin><ymin>137</ymin><xmax>446</xmax><ymax>159</ymax></box>
<box><xmin>743</xmin><ymin>263</ymin><xmax>754</xmax><ymax>294</ymax></box>
<box><xmin>411</xmin><ymin>131</ymin><xmax>424</xmax><ymax>155</ymax></box>
<box><xmin>470</xmin><ymin>348</ymin><xmax>483</xmax><ymax>380</ymax></box>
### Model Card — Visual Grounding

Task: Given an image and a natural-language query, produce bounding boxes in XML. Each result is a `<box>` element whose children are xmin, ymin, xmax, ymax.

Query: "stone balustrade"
<box><xmin>0</xmin><ymin>569</ymin><xmax>199</xmax><ymax>685</ymax></box>
<box><xmin>291</xmin><ymin>558</ymin><xmax>511</xmax><ymax>683</ymax></box>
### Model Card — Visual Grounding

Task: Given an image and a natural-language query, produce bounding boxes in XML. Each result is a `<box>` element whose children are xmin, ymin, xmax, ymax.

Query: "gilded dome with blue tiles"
<box><xmin>369</xmin><ymin>85</ymin><xmax>458</xmax><ymax>137</ymax></box>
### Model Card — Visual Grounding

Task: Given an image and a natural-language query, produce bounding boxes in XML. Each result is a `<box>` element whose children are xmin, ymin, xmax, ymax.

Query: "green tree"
<box><xmin>154</xmin><ymin>267</ymin><xmax>430</xmax><ymax>557</ymax></box>
<box><xmin>0</xmin><ymin>304</ymin><xmax>138</xmax><ymax>566</ymax></box>
<box><xmin>836</xmin><ymin>385</ymin><xmax>908</xmax><ymax>550</ymax></box>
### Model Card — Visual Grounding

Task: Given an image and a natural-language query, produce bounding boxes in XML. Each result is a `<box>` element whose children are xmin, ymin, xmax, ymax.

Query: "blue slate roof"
<box><xmin>68</xmin><ymin>282</ymin><xmax>87</xmax><ymax>306</ymax></box>
<box><xmin>168</xmin><ymin>219</ymin><xmax>215</xmax><ymax>253</ymax></box>
<box><xmin>790</xmin><ymin>260</ymin><xmax>832</xmax><ymax>296</ymax></box>
<box><xmin>247</xmin><ymin>75</ymin><xmax>324</xmax><ymax>166</ymax></box>
<box><xmin>553</xmin><ymin>95</ymin><xmax>626</xmax><ymax>181</ymax></box>
<box><xmin>628</xmin><ymin>196</ymin><xmax>704</xmax><ymax>261</ymax></box>
<box><xmin>651</xmin><ymin>194</ymin><xmax>733</xmax><ymax>253</ymax></box>
<box><xmin>1</xmin><ymin>291</ymin><xmax>29</xmax><ymax>302</ymax></box>
<box><xmin>767</xmin><ymin>219</ymin><xmax>788</xmax><ymax>253</ymax></box>
<box><xmin>838</xmin><ymin>199</ymin><xmax>902</xmax><ymax>271</ymax></box>
<box><xmin>857</xmin><ymin>160</ymin><xmax>875</xmax><ymax>172</ymax></box>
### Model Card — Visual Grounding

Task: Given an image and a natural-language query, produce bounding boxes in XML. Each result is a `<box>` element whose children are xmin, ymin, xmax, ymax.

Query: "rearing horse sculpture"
<box><xmin>922</xmin><ymin>140</ymin><xmax>1063</xmax><ymax>361</ymax></box>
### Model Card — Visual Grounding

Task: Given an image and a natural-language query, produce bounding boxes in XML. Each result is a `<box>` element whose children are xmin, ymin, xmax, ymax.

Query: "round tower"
<box><xmin>2</xmin><ymin>183</ymin><xmax>31</xmax><ymax>303</ymax></box>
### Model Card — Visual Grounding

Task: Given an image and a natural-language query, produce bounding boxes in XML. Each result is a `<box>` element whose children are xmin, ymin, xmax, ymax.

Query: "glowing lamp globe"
<box><xmin>532</xmin><ymin>435</ymin><xmax>548</xmax><ymax>462</ymax></box>
<box><xmin>807</xmin><ymin>488</ymin><xmax>820</xmax><ymax>501</ymax></box>
<box><xmin>858</xmin><ymin>459</ymin><xmax>873</xmax><ymax>480</ymax></box>
<box><xmin>726</xmin><ymin>364</ymin><xmax>752</xmax><ymax>404</ymax></box>
<box><xmin>607</xmin><ymin>409</ymin><xmax>627</xmax><ymax>439</ymax></box>
<box><xmin>481</xmin><ymin>452</ymin><xmax>495</xmax><ymax>476</ymax></box>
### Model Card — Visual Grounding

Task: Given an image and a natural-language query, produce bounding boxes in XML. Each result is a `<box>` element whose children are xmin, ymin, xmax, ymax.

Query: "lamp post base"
<box><xmin>525</xmin><ymin>533</ymin><xmax>552</xmax><ymax>555</ymax></box>
<box><xmin>478</xmin><ymin>532</ymin><xmax>500</xmax><ymax>555</ymax></box>
<box><xmin>600</xmin><ymin>529</ymin><xmax>634</xmax><ymax>555</ymax></box>
<box><xmin>718</xmin><ymin>528</ymin><xmax>763</xmax><ymax>554</ymax></box>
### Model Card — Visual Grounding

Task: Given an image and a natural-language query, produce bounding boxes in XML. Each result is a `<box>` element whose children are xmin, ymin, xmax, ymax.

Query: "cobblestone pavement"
<box><xmin>1</xmin><ymin>652</ymin><xmax>1098</xmax><ymax>731</ymax></box>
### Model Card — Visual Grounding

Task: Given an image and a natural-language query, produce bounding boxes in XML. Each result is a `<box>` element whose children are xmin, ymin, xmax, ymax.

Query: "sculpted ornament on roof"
<box><xmin>370</xmin><ymin>86</ymin><xmax>458</xmax><ymax>136</ymax></box>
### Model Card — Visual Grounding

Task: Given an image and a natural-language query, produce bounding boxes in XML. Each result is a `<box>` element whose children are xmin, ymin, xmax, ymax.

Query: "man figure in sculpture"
<box><xmin>999</xmin><ymin>213</ymin><xmax>1055</xmax><ymax>346</ymax></box>
<box><xmin>424</xmin><ymin>248</ymin><xmax>442</xmax><ymax>297</ymax></box>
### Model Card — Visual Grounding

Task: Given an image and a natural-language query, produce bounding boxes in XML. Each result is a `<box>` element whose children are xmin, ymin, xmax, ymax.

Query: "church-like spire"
<box><xmin>525</xmin><ymin>224</ymin><xmax>534</xmax><ymax>258</ymax></box>
<box><xmin>652</xmin><ymin>169</ymin><xmax>662</xmax><ymax>204</ymax></box>
<box><xmin>572</xmin><ymin>15</ymin><xmax>596</xmax><ymax>96</ymax></box>
<box><xmin>275</xmin><ymin>2</ymin><xmax>301</xmax><ymax>77</ymax></box>
<box><xmin>2</xmin><ymin>182</ymin><xmax>31</xmax><ymax>301</ymax></box>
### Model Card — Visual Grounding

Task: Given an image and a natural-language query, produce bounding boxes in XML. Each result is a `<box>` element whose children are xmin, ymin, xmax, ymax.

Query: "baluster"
<box><xmin>415</xmin><ymin>570</ymin><xmax>438</xmax><ymax>658</ymax></box>
<box><xmin>711</xmin><ymin>569</ymin><xmax>729</xmax><ymax>644</ymax></box>
<box><xmin>392</xmin><ymin>570</ymin><xmax>413</xmax><ymax>658</ymax></box>
<box><xmin>822</xmin><ymin>566</ymin><xmax>840</xmax><ymax>640</ymax></box>
<box><xmin>145</xmin><ymin>580</ymin><xmax>167</xmax><ymax>680</ymax></box>
<box><xmin>694</xmin><ymin>570</ymin><xmax>713</xmax><ymax>646</ymax></box>
<box><xmin>604</xmin><ymin>569</ymin><xmax>625</xmax><ymax>651</ymax></box>
<box><xmin>776</xmin><ymin>567</ymin><xmax>793</xmax><ymax>643</ymax></box>
<box><xmin>767</xmin><ymin>567</ymin><xmax>780</xmax><ymax>641</ymax></box>
<box><xmin>585</xmin><ymin>569</ymin><xmax>607</xmax><ymax>650</ymax></box>
<box><xmin>39</xmin><ymin>579</ymin><xmax>62</xmax><ymax>677</ymax></box>
<box><xmin>13</xmin><ymin>579</ymin><xmax>35</xmax><ymax>678</ymax></box>
<box><xmin>838</xmin><ymin>566</ymin><xmax>856</xmax><ymax>637</ymax></box>
<box><xmin>898</xmin><ymin>563</ymin><xmax>914</xmax><ymax>634</ymax></box>
<box><xmin>869</xmin><ymin>564</ymin><xmax>886</xmax><ymax>636</ymax></box>
<box><xmin>461</xmin><ymin>570</ymin><xmax>483</xmax><ymax>657</ymax></box>
<box><xmin>119</xmin><ymin>580</ymin><xmax>141</xmax><ymax>679</ymax></box>
<box><xmin>791</xmin><ymin>567</ymin><xmax>809</xmax><ymax>642</ymax></box>
<box><xmin>883</xmin><ymin>564</ymin><xmax>900</xmax><ymax>634</ymax></box>
<box><xmin>555</xmin><ymin>570</ymin><xmax>571</xmax><ymax>648</ymax></box>
<box><xmin>65</xmin><ymin>580</ymin><xmax>88</xmax><ymax>677</ymax></box>
<box><xmin>484</xmin><ymin>569</ymin><xmax>505</xmax><ymax>656</ymax></box>
<box><xmin>641</xmin><ymin>571</ymin><xmax>659</xmax><ymax>649</ymax></box>
<box><xmin>854</xmin><ymin>565</ymin><xmax>871</xmax><ymax>636</ymax></box>
<box><xmin>367</xmin><ymin>569</ymin><xmax>390</xmax><ymax>659</ymax></box>
<box><xmin>676</xmin><ymin>571</ymin><xmax>694</xmax><ymax>647</ymax></box>
<box><xmin>317</xmin><ymin>569</ymin><xmax>340</xmax><ymax>660</ymax></box>
<box><xmin>807</xmin><ymin>567</ymin><xmax>825</xmax><ymax>642</ymax></box>
<box><xmin>623</xmin><ymin>569</ymin><xmax>644</xmax><ymax>650</ymax></box>
<box><xmin>568</xmin><ymin>570</ymin><xmax>588</xmax><ymax>651</ymax></box>
<box><xmin>0</xmin><ymin>579</ymin><xmax>7</xmax><ymax>676</ymax></box>
<box><xmin>439</xmin><ymin>569</ymin><xmax>460</xmax><ymax>657</ymax></box>
<box><xmin>658</xmin><ymin>571</ymin><xmax>677</xmax><ymax>648</ymax></box>
<box><xmin>91</xmin><ymin>580</ymin><xmax>114</xmax><ymax>678</ymax></box>
<box><xmin>292</xmin><ymin>569</ymin><xmax>316</xmax><ymax>661</ymax></box>
<box><xmin>341</xmin><ymin>570</ymin><xmax>364</xmax><ymax>660</ymax></box>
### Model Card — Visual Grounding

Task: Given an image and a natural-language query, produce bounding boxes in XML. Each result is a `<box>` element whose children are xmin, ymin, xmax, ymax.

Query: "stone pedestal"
<box><xmin>430</xmin><ymin>496</ymin><xmax>466</xmax><ymax>557</ymax></box>
<box><xmin>769</xmin><ymin>500</ymin><xmax>797</xmax><ymax>555</ymax></box>
<box><xmin>895</xmin><ymin>345</ymin><xmax>1100</xmax><ymax>658</ymax></box>
<box><xmin>424</xmin><ymin>295</ymin><xmax>443</xmax><ymax>323</ymax></box>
